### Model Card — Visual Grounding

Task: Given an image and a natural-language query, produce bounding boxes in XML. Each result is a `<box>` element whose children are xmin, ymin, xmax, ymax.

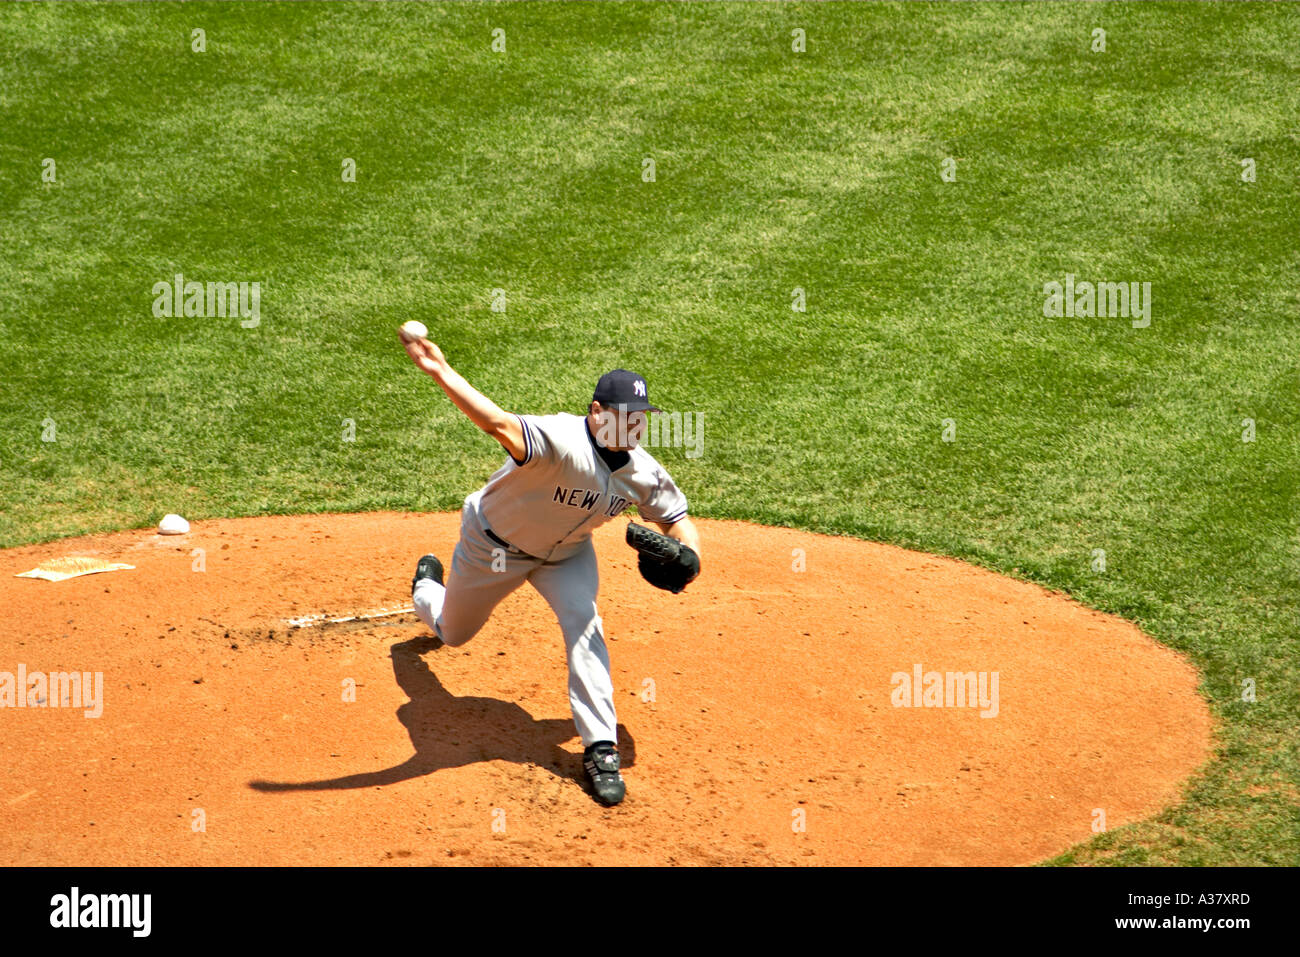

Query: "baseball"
<box><xmin>399</xmin><ymin>320</ymin><xmax>428</xmax><ymax>343</ymax></box>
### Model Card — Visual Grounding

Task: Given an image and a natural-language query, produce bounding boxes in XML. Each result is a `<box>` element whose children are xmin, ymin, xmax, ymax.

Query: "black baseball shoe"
<box><xmin>411</xmin><ymin>554</ymin><xmax>444</xmax><ymax>597</ymax></box>
<box><xmin>582</xmin><ymin>741</ymin><xmax>626</xmax><ymax>806</ymax></box>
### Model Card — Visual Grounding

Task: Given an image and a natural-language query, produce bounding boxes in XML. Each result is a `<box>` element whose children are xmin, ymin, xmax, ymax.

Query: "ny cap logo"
<box><xmin>633</xmin><ymin>379</ymin><xmax>646</xmax><ymax>397</ymax></box>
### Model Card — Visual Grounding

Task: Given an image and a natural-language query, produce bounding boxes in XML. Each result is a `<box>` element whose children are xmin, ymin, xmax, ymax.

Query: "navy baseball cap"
<box><xmin>593</xmin><ymin>369</ymin><xmax>659</xmax><ymax>413</ymax></box>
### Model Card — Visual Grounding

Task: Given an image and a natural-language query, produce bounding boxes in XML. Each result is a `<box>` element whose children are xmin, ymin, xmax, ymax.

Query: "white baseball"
<box><xmin>400</xmin><ymin>320</ymin><xmax>428</xmax><ymax>342</ymax></box>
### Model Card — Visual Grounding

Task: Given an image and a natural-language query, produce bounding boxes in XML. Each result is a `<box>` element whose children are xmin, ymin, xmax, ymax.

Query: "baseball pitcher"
<box><xmin>400</xmin><ymin>331</ymin><xmax>701</xmax><ymax>805</ymax></box>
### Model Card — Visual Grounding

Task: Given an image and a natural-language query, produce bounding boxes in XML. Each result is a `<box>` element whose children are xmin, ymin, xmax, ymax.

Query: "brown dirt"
<box><xmin>0</xmin><ymin>512</ymin><xmax>1212</xmax><ymax>866</ymax></box>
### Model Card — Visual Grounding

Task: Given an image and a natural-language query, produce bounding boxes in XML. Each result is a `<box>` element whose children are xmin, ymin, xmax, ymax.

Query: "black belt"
<box><xmin>484</xmin><ymin>527</ymin><xmax>520</xmax><ymax>552</ymax></box>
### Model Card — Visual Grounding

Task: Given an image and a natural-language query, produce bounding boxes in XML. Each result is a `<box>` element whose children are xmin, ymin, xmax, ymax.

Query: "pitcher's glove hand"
<box><xmin>626</xmin><ymin>521</ymin><xmax>700</xmax><ymax>594</ymax></box>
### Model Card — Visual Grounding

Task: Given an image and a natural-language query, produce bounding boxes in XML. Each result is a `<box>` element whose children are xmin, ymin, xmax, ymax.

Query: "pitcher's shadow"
<box><xmin>249</xmin><ymin>634</ymin><xmax>635</xmax><ymax>794</ymax></box>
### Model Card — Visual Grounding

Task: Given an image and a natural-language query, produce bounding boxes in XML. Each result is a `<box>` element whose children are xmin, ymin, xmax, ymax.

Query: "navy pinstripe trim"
<box><xmin>513</xmin><ymin>413</ymin><xmax>533</xmax><ymax>466</ymax></box>
<box><xmin>657</xmin><ymin>508</ymin><xmax>688</xmax><ymax>525</ymax></box>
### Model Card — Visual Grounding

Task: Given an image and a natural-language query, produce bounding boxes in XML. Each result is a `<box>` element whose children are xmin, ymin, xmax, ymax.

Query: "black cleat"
<box><xmin>582</xmin><ymin>741</ymin><xmax>626</xmax><ymax>806</ymax></box>
<box><xmin>411</xmin><ymin>554</ymin><xmax>444</xmax><ymax>597</ymax></box>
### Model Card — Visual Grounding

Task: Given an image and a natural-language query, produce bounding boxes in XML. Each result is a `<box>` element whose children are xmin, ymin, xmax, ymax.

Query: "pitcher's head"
<box><xmin>587</xmin><ymin>369</ymin><xmax>657</xmax><ymax>450</ymax></box>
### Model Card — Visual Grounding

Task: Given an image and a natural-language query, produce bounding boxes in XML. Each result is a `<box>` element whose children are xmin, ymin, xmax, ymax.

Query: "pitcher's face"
<box><xmin>589</xmin><ymin>402</ymin><xmax>647</xmax><ymax>451</ymax></box>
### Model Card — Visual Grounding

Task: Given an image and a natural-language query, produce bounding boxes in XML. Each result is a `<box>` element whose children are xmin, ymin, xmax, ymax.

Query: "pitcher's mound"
<box><xmin>0</xmin><ymin>512</ymin><xmax>1211</xmax><ymax>865</ymax></box>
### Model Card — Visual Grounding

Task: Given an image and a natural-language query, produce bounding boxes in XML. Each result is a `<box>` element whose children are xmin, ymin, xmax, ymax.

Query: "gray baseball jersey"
<box><xmin>412</xmin><ymin>411</ymin><xmax>689</xmax><ymax>747</ymax></box>
<box><xmin>479</xmin><ymin>412</ymin><xmax>688</xmax><ymax>560</ymax></box>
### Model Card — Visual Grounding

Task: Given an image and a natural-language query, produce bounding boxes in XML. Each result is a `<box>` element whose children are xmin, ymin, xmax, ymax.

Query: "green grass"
<box><xmin>1</xmin><ymin>1</ymin><xmax>1297</xmax><ymax>865</ymax></box>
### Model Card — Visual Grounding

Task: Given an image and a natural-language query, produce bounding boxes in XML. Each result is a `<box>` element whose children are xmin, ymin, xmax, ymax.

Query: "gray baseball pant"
<box><xmin>412</xmin><ymin>501</ymin><xmax>618</xmax><ymax>747</ymax></box>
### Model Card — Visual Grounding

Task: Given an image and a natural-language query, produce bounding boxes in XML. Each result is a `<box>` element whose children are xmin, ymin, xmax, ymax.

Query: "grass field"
<box><xmin>1</xmin><ymin>1</ymin><xmax>1297</xmax><ymax>865</ymax></box>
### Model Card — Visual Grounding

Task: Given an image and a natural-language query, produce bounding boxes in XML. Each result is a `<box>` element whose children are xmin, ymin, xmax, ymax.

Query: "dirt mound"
<box><xmin>0</xmin><ymin>512</ymin><xmax>1211</xmax><ymax>865</ymax></box>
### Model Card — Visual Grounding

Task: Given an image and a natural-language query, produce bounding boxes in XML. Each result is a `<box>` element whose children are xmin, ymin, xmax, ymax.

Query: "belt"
<box><xmin>484</xmin><ymin>527</ymin><xmax>520</xmax><ymax>553</ymax></box>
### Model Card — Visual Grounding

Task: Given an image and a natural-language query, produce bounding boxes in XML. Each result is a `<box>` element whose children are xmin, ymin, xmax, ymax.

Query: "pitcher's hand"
<box><xmin>402</xmin><ymin>335</ymin><xmax>446</xmax><ymax>378</ymax></box>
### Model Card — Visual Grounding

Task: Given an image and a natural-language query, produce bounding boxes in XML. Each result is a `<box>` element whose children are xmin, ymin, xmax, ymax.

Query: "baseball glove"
<box><xmin>626</xmin><ymin>521</ymin><xmax>700</xmax><ymax>594</ymax></box>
